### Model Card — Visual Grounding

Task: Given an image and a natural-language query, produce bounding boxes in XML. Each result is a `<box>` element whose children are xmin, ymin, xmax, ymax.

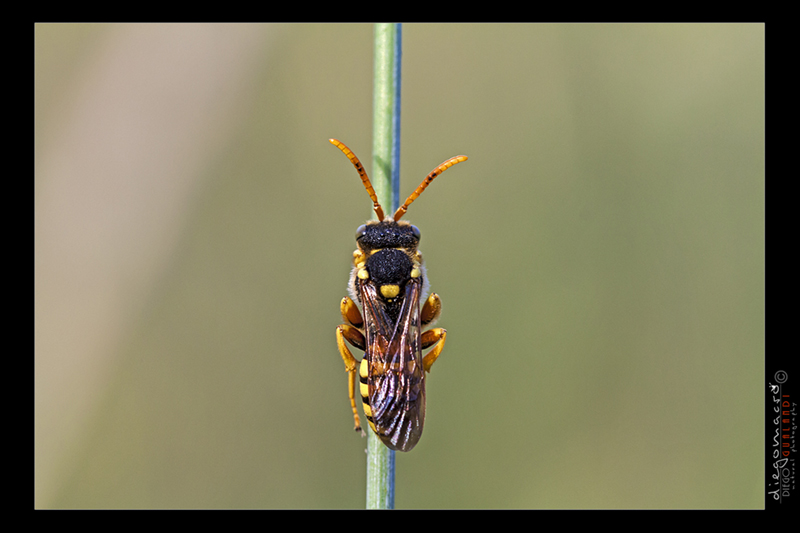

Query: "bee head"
<box><xmin>355</xmin><ymin>220</ymin><xmax>420</xmax><ymax>253</ymax></box>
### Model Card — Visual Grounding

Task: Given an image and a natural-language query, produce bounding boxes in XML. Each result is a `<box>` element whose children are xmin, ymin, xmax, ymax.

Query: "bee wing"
<box><xmin>358</xmin><ymin>278</ymin><xmax>426</xmax><ymax>452</ymax></box>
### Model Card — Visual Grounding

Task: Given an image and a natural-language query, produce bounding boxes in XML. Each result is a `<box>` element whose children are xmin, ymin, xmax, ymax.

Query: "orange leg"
<box><xmin>336</xmin><ymin>325</ymin><xmax>364</xmax><ymax>434</ymax></box>
<box><xmin>421</xmin><ymin>328</ymin><xmax>447</xmax><ymax>373</ymax></box>
<box><xmin>420</xmin><ymin>293</ymin><xmax>442</xmax><ymax>327</ymax></box>
<box><xmin>340</xmin><ymin>296</ymin><xmax>363</xmax><ymax>329</ymax></box>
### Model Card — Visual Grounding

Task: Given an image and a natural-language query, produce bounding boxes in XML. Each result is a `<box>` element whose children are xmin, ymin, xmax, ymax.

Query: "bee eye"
<box><xmin>410</xmin><ymin>225</ymin><xmax>421</xmax><ymax>241</ymax></box>
<box><xmin>355</xmin><ymin>225</ymin><xmax>367</xmax><ymax>241</ymax></box>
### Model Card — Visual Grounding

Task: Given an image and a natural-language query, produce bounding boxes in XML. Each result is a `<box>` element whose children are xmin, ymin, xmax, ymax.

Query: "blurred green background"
<box><xmin>35</xmin><ymin>23</ymin><xmax>764</xmax><ymax>508</ymax></box>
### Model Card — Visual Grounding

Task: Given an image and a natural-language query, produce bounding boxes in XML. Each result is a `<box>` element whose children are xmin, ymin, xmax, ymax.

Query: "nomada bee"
<box><xmin>331</xmin><ymin>138</ymin><xmax>467</xmax><ymax>452</ymax></box>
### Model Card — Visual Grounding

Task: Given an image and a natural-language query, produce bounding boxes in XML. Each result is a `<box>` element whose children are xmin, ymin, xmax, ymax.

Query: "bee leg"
<box><xmin>336</xmin><ymin>325</ymin><xmax>365</xmax><ymax>435</ymax></box>
<box><xmin>420</xmin><ymin>293</ymin><xmax>442</xmax><ymax>327</ymax></box>
<box><xmin>347</xmin><ymin>364</ymin><xmax>364</xmax><ymax>436</ymax></box>
<box><xmin>421</xmin><ymin>328</ymin><xmax>447</xmax><ymax>373</ymax></box>
<box><xmin>338</xmin><ymin>323</ymin><xmax>365</xmax><ymax>351</ymax></box>
<box><xmin>340</xmin><ymin>296</ymin><xmax>363</xmax><ymax>328</ymax></box>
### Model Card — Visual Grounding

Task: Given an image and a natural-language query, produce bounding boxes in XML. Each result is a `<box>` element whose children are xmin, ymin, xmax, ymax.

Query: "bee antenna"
<box><xmin>393</xmin><ymin>155</ymin><xmax>468</xmax><ymax>221</ymax></box>
<box><xmin>329</xmin><ymin>139</ymin><xmax>385</xmax><ymax>221</ymax></box>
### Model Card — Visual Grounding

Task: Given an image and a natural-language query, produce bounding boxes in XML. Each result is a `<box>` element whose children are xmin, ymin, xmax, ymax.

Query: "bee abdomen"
<box><xmin>359</xmin><ymin>359</ymin><xmax>376</xmax><ymax>430</ymax></box>
<box><xmin>359</xmin><ymin>358</ymin><xmax>425</xmax><ymax>451</ymax></box>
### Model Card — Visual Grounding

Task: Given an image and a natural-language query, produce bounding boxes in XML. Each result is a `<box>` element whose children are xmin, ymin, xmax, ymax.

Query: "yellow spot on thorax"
<box><xmin>380</xmin><ymin>285</ymin><xmax>400</xmax><ymax>298</ymax></box>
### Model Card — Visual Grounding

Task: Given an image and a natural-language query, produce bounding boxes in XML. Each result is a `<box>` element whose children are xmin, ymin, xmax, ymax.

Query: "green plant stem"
<box><xmin>372</xmin><ymin>23</ymin><xmax>402</xmax><ymax>217</ymax></box>
<box><xmin>366</xmin><ymin>22</ymin><xmax>401</xmax><ymax>510</ymax></box>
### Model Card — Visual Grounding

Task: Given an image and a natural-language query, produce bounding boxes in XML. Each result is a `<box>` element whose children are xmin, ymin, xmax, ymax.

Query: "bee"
<box><xmin>331</xmin><ymin>138</ymin><xmax>467</xmax><ymax>452</ymax></box>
